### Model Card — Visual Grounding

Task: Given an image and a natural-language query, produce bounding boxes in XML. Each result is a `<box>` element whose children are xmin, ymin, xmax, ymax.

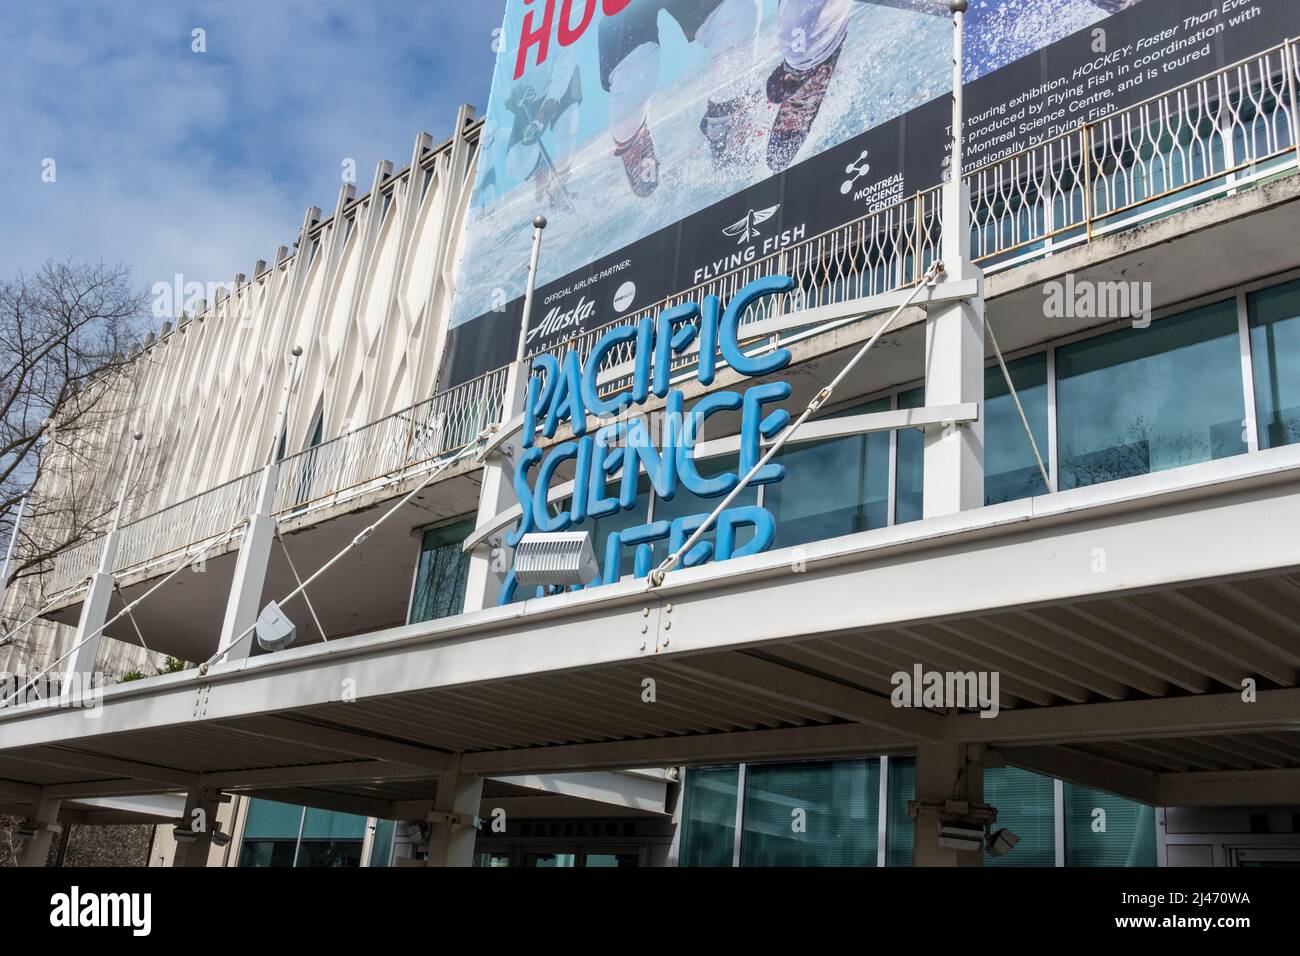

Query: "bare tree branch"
<box><xmin>0</xmin><ymin>259</ymin><xmax>149</xmax><ymax>587</ymax></box>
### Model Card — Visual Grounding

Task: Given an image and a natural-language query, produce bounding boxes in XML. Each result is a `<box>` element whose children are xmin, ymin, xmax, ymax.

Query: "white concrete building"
<box><xmin>3</xmin><ymin>16</ymin><xmax>1300</xmax><ymax>870</ymax></box>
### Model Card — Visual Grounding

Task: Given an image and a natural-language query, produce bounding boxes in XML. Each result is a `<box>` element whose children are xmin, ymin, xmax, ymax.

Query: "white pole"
<box><xmin>267</xmin><ymin>346</ymin><xmax>305</xmax><ymax>466</ymax></box>
<box><xmin>950</xmin><ymin>0</ymin><xmax>966</xmax><ymax>188</ymax></box>
<box><xmin>109</xmin><ymin>430</ymin><xmax>145</xmax><ymax>534</ymax></box>
<box><xmin>516</xmin><ymin>216</ymin><xmax>548</xmax><ymax>364</ymax></box>
<box><xmin>1</xmin><ymin>495</ymin><xmax>27</xmax><ymax>590</ymax></box>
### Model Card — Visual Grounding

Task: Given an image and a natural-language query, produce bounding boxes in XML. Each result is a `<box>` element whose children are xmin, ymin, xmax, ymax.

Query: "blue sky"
<box><xmin>0</xmin><ymin>0</ymin><xmax>507</xmax><ymax>316</ymax></box>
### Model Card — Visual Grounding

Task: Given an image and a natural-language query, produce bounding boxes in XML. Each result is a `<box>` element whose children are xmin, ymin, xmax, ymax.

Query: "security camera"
<box><xmin>987</xmin><ymin>828</ymin><xmax>1020</xmax><ymax>858</ymax></box>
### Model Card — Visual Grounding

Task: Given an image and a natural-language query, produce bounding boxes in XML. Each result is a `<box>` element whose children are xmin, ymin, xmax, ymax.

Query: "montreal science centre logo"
<box><xmin>499</xmin><ymin>274</ymin><xmax>802</xmax><ymax>604</ymax></box>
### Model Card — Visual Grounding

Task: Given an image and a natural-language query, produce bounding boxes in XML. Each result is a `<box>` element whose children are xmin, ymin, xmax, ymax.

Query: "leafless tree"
<box><xmin>0</xmin><ymin>259</ymin><xmax>148</xmax><ymax>591</ymax></box>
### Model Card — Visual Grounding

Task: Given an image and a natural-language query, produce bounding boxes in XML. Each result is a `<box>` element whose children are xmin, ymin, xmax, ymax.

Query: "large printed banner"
<box><xmin>445</xmin><ymin>0</ymin><xmax>1300</xmax><ymax>384</ymax></box>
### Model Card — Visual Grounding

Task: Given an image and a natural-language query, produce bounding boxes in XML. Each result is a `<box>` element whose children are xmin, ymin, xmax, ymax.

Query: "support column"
<box><xmin>913</xmin><ymin>742</ymin><xmax>985</xmax><ymax>867</ymax></box>
<box><xmin>16</xmin><ymin>797</ymin><xmax>62</xmax><ymax>867</ymax></box>
<box><xmin>923</xmin><ymin>184</ymin><xmax>984</xmax><ymax>520</ymax></box>
<box><xmin>425</xmin><ymin>766</ymin><xmax>483</xmax><ymax>867</ymax></box>
<box><xmin>217</xmin><ymin>345</ymin><xmax>301</xmax><ymax>661</ymax></box>
<box><xmin>462</xmin><ymin>362</ymin><xmax>528</xmax><ymax>612</ymax></box>
<box><xmin>61</xmin><ymin>535</ymin><xmax>118</xmax><ymax>692</ymax></box>
<box><xmin>216</xmin><ymin>465</ymin><xmax>279</xmax><ymax>661</ymax></box>
<box><xmin>172</xmin><ymin>788</ymin><xmax>223</xmax><ymax>867</ymax></box>
<box><xmin>924</xmin><ymin>0</ymin><xmax>983</xmax><ymax>520</ymax></box>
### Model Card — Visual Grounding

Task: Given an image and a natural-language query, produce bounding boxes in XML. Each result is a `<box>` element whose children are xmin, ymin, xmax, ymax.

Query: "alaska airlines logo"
<box><xmin>723</xmin><ymin>204</ymin><xmax>780</xmax><ymax>245</ymax></box>
<box><xmin>527</xmin><ymin>296</ymin><xmax>596</xmax><ymax>345</ymax></box>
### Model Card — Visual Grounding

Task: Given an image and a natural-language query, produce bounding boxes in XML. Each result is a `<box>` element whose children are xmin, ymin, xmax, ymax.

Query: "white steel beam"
<box><xmin>955</xmin><ymin>688</ymin><xmax>1300</xmax><ymax>745</ymax></box>
<box><xmin>222</xmin><ymin>715</ymin><xmax>456</xmax><ymax>771</ymax></box>
<box><xmin>996</xmin><ymin>745</ymin><xmax>1160</xmax><ymax>805</ymax></box>
<box><xmin>1157</xmin><ymin>767</ymin><xmax>1300</xmax><ymax>807</ymax></box>
<box><xmin>662</xmin><ymin>653</ymin><xmax>943</xmax><ymax>741</ymax></box>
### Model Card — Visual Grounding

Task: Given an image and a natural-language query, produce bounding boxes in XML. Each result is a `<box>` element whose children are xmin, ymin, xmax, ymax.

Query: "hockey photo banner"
<box><xmin>445</xmin><ymin>0</ymin><xmax>1300</xmax><ymax>385</ymax></box>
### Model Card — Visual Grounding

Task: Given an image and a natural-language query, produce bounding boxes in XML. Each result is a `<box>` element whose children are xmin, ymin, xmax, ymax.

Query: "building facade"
<box><xmin>3</xmin><ymin>2</ymin><xmax>1300</xmax><ymax>869</ymax></box>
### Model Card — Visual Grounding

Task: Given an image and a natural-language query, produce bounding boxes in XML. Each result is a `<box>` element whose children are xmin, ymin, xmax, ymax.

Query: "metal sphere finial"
<box><xmin>533</xmin><ymin>215</ymin><xmax>548</xmax><ymax>230</ymax></box>
<box><xmin>291</xmin><ymin>345</ymin><xmax>304</xmax><ymax>357</ymax></box>
<box><xmin>133</xmin><ymin>431</ymin><xmax>144</xmax><ymax>441</ymax></box>
<box><xmin>949</xmin><ymin>0</ymin><xmax>968</xmax><ymax>12</ymax></box>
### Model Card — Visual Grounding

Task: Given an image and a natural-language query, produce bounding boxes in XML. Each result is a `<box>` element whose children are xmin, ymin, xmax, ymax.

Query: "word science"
<box><xmin>503</xmin><ymin>275</ymin><xmax>798</xmax><ymax>603</ymax></box>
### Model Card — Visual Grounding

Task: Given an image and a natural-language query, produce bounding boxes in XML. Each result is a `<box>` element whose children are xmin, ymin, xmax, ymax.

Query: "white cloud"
<box><xmin>0</xmin><ymin>0</ymin><xmax>504</xmax><ymax>314</ymax></box>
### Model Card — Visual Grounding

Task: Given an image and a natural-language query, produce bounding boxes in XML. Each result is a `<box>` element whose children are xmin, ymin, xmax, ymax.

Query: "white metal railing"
<box><xmin>45</xmin><ymin>39</ymin><xmax>1300</xmax><ymax>597</ymax></box>
<box><xmin>272</xmin><ymin>365</ymin><xmax>508</xmax><ymax>518</ymax></box>
<box><xmin>48</xmin><ymin>366</ymin><xmax>509</xmax><ymax>592</ymax></box>
<box><xmin>970</xmin><ymin>39</ymin><xmax>1299</xmax><ymax>267</ymax></box>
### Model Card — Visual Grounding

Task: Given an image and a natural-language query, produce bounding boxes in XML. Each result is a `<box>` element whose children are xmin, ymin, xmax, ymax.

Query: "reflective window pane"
<box><xmin>651</xmin><ymin>454</ymin><xmax>757</xmax><ymax>566</ymax></box>
<box><xmin>985</xmin><ymin>354</ymin><xmax>1050</xmax><ymax>504</ymax></box>
<box><xmin>1248</xmin><ymin>278</ymin><xmax>1300</xmax><ymax>449</ymax></box>
<box><xmin>679</xmin><ymin>766</ymin><xmax>739</xmax><ymax>867</ymax></box>
<box><xmin>409</xmin><ymin>517</ymin><xmax>475</xmax><ymax>623</ymax></box>
<box><xmin>1057</xmin><ymin>301</ymin><xmax>1246</xmax><ymax>489</ymax></box>
<box><xmin>886</xmin><ymin>757</ymin><xmax>916</xmax><ymax>867</ymax></box>
<box><xmin>766</xmin><ymin>398</ymin><xmax>891</xmax><ymax>548</ymax></box>
<box><xmin>895</xmin><ymin>388</ymin><xmax>926</xmax><ymax>524</ymax></box>
<box><xmin>739</xmin><ymin>760</ymin><xmax>879</xmax><ymax>867</ymax></box>
<box><xmin>1064</xmin><ymin>783</ymin><xmax>1157</xmax><ymax>867</ymax></box>
<box><xmin>982</xmin><ymin>766</ymin><xmax>1056</xmax><ymax>867</ymax></box>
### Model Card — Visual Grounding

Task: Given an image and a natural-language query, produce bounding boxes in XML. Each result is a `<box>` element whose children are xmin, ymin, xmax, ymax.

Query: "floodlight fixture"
<box><xmin>514</xmin><ymin>531</ymin><xmax>599</xmax><ymax>589</ymax></box>
<box><xmin>937</xmin><ymin>823</ymin><xmax>985</xmax><ymax>853</ymax></box>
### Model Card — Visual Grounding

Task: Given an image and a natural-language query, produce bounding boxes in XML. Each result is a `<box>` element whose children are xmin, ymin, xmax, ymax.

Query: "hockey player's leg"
<box><xmin>766</xmin><ymin>0</ymin><xmax>854</xmax><ymax>172</ymax></box>
<box><xmin>695</xmin><ymin>0</ymin><xmax>761</xmax><ymax>170</ymax></box>
<box><xmin>608</xmin><ymin>42</ymin><xmax>662</xmax><ymax>197</ymax></box>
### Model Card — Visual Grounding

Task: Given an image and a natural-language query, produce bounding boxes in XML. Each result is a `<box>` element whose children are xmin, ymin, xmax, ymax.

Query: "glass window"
<box><xmin>739</xmin><ymin>760</ymin><xmax>879</xmax><ymax>867</ymax></box>
<box><xmin>409</xmin><ymin>517</ymin><xmax>475</xmax><ymax>623</ymax></box>
<box><xmin>1056</xmin><ymin>301</ymin><xmax>1247</xmax><ymax>490</ymax></box>
<box><xmin>524</xmin><ymin>852</ymin><xmax>576</xmax><ymax>867</ymax></box>
<box><xmin>1248</xmin><ymin>278</ymin><xmax>1300</xmax><ymax>450</ymax></box>
<box><xmin>895</xmin><ymin>389</ymin><xmax>925</xmax><ymax>524</ymax></box>
<box><xmin>982</xmin><ymin>766</ymin><xmax>1056</xmax><ymax>867</ymax></box>
<box><xmin>301</xmin><ymin>807</ymin><xmax>367</xmax><ymax>840</ymax></box>
<box><xmin>241</xmin><ymin>798</ymin><xmax>305</xmax><ymax>840</ymax></box>
<box><xmin>237</xmin><ymin>800</ymin><xmax>366</xmax><ymax>868</ymax></box>
<box><xmin>886</xmin><ymin>757</ymin><xmax>916</xmax><ymax>867</ymax></box>
<box><xmin>238</xmin><ymin>839</ymin><xmax>298</xmax><ymax>868</ymax></box>
<box><xmin>1064</xmin><ymin>783</ymin><xmax>1157</xmax><ymax>867</ymax></box>
<box><xmin>678</xmin><ymin>766</ymin><xmax>739</xmax><ymax>867</ymax></box>
<box><xmin>474</xmin><ymin>851</ymin><xmax>513</xmax><ymax>867</ymax></box>
<box><xmin>651</xmin><ymin>454</ymin><xmax>757</xmax><ymax>567</ymax></box>
<box><xmin>765</xmin><ymin>398</ymin><xmax>891</xmax><ymax>548</ymax></box>
<box><xmin>367</xmin><ymin>819</ymin><xmax>396</xmax><ymax>867</ymax></box>
<box><xmin>985</xmin><ymin>354</ymin><xmax>1050</xmax><ymax>504</ymax></box>
<box><xmin>584</xmin><ymin>851</ymin><xmax>640</xmax><ymax>867</ymax></box>
<box><xmin>293</xmin><ymin>840</ymin><xmax>364</xmax><ymax>868</ymax></box>
<box><xmin>584</xmin><ymin>474</ymin><xmax>652</xmax><ymax>582</ymax></box>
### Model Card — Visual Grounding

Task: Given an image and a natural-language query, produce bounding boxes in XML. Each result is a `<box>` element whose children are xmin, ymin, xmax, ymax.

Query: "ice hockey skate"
<box><xmin>765</xmin><ymin>46</ymin><xmax>842</xmax><ymax>173</ymax></box>
<box><xmin>615</xmin><ymin>120</ymin><xmax>660</xmax><ymax>198</ymax></box>
<box><xmin>699</xmin><ymin>90</ymin><xmax>761</xmax><ymax>172</ymax></box>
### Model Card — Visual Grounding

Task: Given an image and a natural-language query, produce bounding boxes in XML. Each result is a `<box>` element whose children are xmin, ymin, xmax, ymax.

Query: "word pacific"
<box><xmin>505</xmin><ymin>275</ymin><xmax>797</xmax><ymax>602</ymax></box>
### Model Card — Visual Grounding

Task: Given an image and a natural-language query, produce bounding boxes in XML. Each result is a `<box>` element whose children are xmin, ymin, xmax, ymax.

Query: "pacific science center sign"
<box><xmin>501</xmin><ymin>275</ymin><xmax>796</xmax><ymax>603</ymax></box>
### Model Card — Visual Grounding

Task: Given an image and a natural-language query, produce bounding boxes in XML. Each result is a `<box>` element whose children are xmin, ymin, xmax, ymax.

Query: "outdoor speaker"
<box><xmin>255</xmin><ymin>601</ymin><xmax>296</xmax><ymax>652</ymax></box>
